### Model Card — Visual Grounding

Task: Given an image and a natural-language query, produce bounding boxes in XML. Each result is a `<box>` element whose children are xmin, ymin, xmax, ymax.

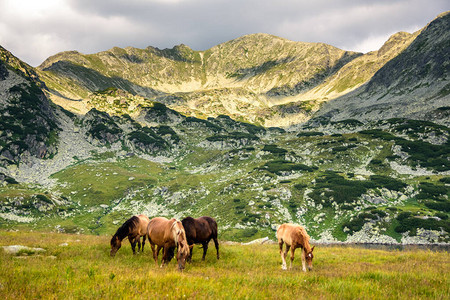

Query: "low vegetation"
<box><xmin>0</xmin><ymin>231</ymin><xmax>448</xmax><ymax>299</ymax></box>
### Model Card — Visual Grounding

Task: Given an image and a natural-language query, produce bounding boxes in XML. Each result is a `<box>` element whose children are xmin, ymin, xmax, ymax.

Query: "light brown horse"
<box><xmin>110</xmin><ymin>214</ymin><xmax>150</xmax><ymax>257</ymax></box>
<box><xmin>277</xmin><ymin>223</ymin><xmax>315</xmax><ymax>272</ymax></box>
<box><xmin>147</xmin><ymin>217</ymin><xmax>191</xmax><ymax>271</ymax></box>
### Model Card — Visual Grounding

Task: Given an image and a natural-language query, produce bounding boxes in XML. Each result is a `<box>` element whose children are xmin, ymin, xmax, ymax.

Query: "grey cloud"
<box><xmin>0</xmin><ymin>0</ymin><xmax>448</xmax><ymax>66</ymax></box>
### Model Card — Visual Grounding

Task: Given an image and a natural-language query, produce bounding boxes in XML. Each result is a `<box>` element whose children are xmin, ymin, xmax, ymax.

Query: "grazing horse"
<box><xmin>110</xmin><ymin>214</ymin><xmax>150</xmax><ymax>257</ymax></box>
<box><xmin>277</xmin><ymin>223</ymin><xmax>315</xmax><ymax>272</ymax></box>
<box><xmin>147</xmin><ymin>217</ymin><xmax>190</xmax><ymax>271</ymax></box>
<box><xmin>181</xmin><ymin>216</ymin><xmax>219</xmax><ymax>262</ymax></box>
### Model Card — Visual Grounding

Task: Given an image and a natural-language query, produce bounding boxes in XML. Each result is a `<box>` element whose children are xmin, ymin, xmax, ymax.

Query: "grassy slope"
<box><xmin>0</xmin><ymin>231</ymin><xmax>448</xmax><ymax>299</ymax></box>
<box><xmin>1</xmin><ymin>123</ymin><xmax>449</xmax><ymax>241</ymax></box>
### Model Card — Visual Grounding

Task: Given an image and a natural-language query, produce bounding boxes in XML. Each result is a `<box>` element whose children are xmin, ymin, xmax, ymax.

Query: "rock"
<box><xmin>241</xmin><ymin>237</ymin><xmax>273</xmax><ymax>245</ymax></box>
<box><xmin>2</xmin><ymin>245</ymin><xmax>46</xmax><ymax>254</ymax></box>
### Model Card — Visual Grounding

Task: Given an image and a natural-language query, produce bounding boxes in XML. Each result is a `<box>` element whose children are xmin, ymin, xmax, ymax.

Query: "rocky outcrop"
<box><xmin>0</xmin><ymin>47</ymin><xmax>59</xmax><ymax>169</ymax></box>
<box><xmin>35</xmin><ymin>14</ymin><xmax>446</xmax><ymax>127</ymax></box>
<box><xmin>313</xmin><ymin>12</ymin><xmax>450</xmax><ymax>126</ymax></box>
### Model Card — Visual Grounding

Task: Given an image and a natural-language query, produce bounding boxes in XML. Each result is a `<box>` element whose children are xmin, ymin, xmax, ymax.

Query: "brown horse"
<box><xmin>181</xmin><ymin>216</ymin><xmax>219</xmax><ymax>262</ymax></box>
<box><xmin>277</xmin><ymin>223</ymin><xmax>315</xmax><ymax>272</ymax></box>
<box><xmin>147</xmin><ymin>217</ymin><xmax>190</xmax><ymax>271</ymax></box>
<box><xmin>110</xmin><ymin>214</ymin><xmax>150</xmax><ymax>257</ymax></box>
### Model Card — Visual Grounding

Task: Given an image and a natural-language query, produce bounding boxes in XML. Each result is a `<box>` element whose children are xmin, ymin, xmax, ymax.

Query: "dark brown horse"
<box><xmin>277</xmin><ymin>223</ymin><xmax>315</xmax><ymax>272</ymax></box>
<box><xmin>181</xmin><ymin>216</ymin><xmax>219</xmax><ymax>262</ymax></box>
<box><xmin>110</xmin><ymin>214</ymin><xmax>150</xmax><ymax>257</ymax></box>
<box><xmin>147</xmin><ymin>217</ymin><xmax>190</xmax><ymax>271</ymax></box>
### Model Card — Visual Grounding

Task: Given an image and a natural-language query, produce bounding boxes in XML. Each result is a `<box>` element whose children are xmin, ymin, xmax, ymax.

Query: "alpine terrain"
<box><xmin>0</xmin><ymin>11</ymin><xmax>449</xmax><ymax>244</ymax></box>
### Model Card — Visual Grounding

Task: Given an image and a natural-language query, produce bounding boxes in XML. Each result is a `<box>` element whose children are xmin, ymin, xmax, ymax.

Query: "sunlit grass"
<box><xmin>0</xmin><ymin>230</ymin><xmax>448</xmax><ymax>299</ymax></box>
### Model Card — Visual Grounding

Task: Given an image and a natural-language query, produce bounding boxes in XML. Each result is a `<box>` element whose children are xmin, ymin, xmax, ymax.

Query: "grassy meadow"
<box><xmin>0</xmin><ymin>231</ymin><xmax>449</xmax><ymax>299</ymax></box>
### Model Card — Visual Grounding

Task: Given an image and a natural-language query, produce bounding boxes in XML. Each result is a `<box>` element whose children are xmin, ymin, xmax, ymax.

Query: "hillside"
<box><xmin>37</xmin><ymin>27</ymin><xmax>421</xmax><ymax>126</ymax></box>
<box><xmin>0</xmin><ymin>12</ymin><xmax>449</xmax><ymax>244</ymax></box>
<box><xmin>312</xmin><ymin>11</ymin><xmax>450</xmax><ymax>126</ymax></box>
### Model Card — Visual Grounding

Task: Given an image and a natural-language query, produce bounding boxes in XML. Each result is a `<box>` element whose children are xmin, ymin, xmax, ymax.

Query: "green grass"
<box><xmin>0</xmin><ymin>231</ymin><xmax>448</xmax><ymax>299</ymax></box>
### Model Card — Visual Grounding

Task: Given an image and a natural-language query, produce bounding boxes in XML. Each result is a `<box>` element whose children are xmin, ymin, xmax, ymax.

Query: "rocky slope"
<box><xmin>0</xmin><ymin>12</ymin><xmax>449</xmax><ymax>243</ymax></box>
<box><xmin>36</xmin><ymin>22</ymin><xmax>428</xmax><ymax>126</ymax></box>
<box><xmin>312</xmin><ymin>11</ymin><xmax>450</xmax><ymax>126</ymax></box>
<box><xmin>0</xmin><ymin>47</ymin><xmax>60</xmax><ymax>169</ymax></box>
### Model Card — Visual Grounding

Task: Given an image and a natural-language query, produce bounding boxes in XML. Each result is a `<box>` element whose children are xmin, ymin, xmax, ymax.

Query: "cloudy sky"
<box><xmin>1</xmin><ymin>0</ymin><xmax>448</xmax><ymax>66</ymax></box>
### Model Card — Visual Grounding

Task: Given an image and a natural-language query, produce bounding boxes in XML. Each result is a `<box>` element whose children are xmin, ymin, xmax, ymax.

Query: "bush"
<box><xmin>369</xmin><ymin>175</ymin><xmax>406</xmax><ymax>192</ymax></box>
<box><xmin>262</xmin><ymin>144</ymin><xmax>287</xmax><ymax>155</ymax></box>
<box><xmin>417</xmin><ymin>182</ymin><xmax>448</xmax><ymax>200</ymax></box>
<box><xmin>297</xmin><ymin>131</ymin><xmax>324</xmax><ymax>137</ymax></box>
<box><xmin>435</xmin><ymin>212</ymin><xmax>449</xmax><ymax>220</ymax></box>
<box><xmin>439</xmin><ymin>177</ymin><xmax>450</xmax><ymax>184</ymax></box>
<box><xmin>262</xmin><ymin>160</ymin><xmax>314</xmax><ymax>175</ymax></box>
<box><xmin>293</xmin><ymin>183</ymin><xmax>307</xmax><ymax>190</ymax></box>
<box><xmin>394</xmin><ymin>215</ymin><xmax>450</xmax><ymax>233</ymax></box>
<box><xmin>424</xmin><ymin>201</ymin><xmax>450</xmax><ymax>212</ymax></box>
<box><xmin>370</xmin><ymin>159</ymin><xmax>383</xmax><ymax>165</ymax></box>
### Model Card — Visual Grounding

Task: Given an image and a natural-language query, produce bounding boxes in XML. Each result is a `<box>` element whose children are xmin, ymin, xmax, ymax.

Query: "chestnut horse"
<box><xmin>181</xmin><ymin>216</ymin><xmax>219</xmax><ymax>262</ymax></box>
<box><xmin>110</xmin><ymin>214</ymin><xmax>150</xmax><ymax>257</ymax></box>
<box><xmin>277</xmin><ymin>223</ymin><xmax>315</xmax><ymax>272</ymax></box>
<box><xmin>147</xmin><ymin>217</ymin><xmax>190</xmax><ymax>271</ymax></box>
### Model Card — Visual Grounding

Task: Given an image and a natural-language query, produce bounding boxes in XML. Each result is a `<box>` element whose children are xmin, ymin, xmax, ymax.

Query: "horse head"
<box><xmin>110</xmin><ymin>235</ymin><xmax>121</xmax><ymax>257</ymax></box>
<box><xmin>173</xmin><ymin>221</ymin><xmax>190</xmax><ymax>271</ymax></box>
<box><xmin>305</xmin><ymin>246</ymin><xmax>315</xmax><ymax>271</ymax></box>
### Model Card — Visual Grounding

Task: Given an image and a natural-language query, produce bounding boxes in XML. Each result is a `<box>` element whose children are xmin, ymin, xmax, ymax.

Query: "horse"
<box><xmin>147</xmin><ymin>217</ymin><xmax>190</xmax><ymax>271</ymax></box>
<box><xmin>276</xmin><ymin>223</ymin><xmax>315</xmax><ymax>272</ymax></box>
<box><xmin>110</xmin><ymin>214</ymin><xmax>150</xmax><ymax>257</ymax></box>
<box><xmin>181</xmin><ymin>216</ymin><xmax>219</xmax><ymax>262</ymax></box>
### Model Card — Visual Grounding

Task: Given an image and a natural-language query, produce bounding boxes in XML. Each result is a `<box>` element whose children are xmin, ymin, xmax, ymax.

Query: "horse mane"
<box><xmin>296</xmin><ymin>226</ymin><xmax>312</xmax><ymax>252</ymax></box>
<box><xmin>171</xmin><ymin>219</ymin><xmax>190</xmax><ymax>256</ymax></box>
<box><xmin>113</xmin><ymin>216</ymin><xmax>140</xmax><ymax>241</ymax></box>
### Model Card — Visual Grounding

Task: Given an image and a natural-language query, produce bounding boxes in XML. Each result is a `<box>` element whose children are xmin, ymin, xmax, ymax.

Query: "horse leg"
<box><xmin>151</xmin><ymin>243</ymin><xmax>158</xmax><ymax>266</ymax></box>
<box><xmin>301</xmin><ymin>248</ymin><xmax>307</xmax><ymax>272</ymax></box>
<box><xmin>161</xmin><ymin>246</ymin><xmax>169</xmax><ymax>268</ymax></box>
<box><xmin>129</xmin><ymin>236</ymin><xmax>137</xmax><ymax>255</ymax></box>
<box><xmin>137</xmin><ymin>237</ymin><xmax>142</xmax><ymax>253</ymax></box>
<box><xmin>279</xmin><ymin>240</ymin><xmax>287</xmax><ymax>270</ymax></box>
<box><xmin>201</xmin><ymin>242</ymin><xmax>208</xmax><ymax>261</ymax></box>
<box><xmin>213</xmin><ymin>237</ymin><xmax>220</xmax><ymax>260</ymax></box>
<box><xmin>156</xmin><ymin>245</ymin><xmax>162</xmax><ymax>261</ymax></box>
<box><xmin>290</xmin><ymin>247</ymin><xmax>296</xmax><ymax>270</ymax></box>
<box><xmin>187</xmin><ymin>244</ymin><xmax>193</xmax><ymax>263</ymax></box>
<box><xmin>141</xmin><ymin>235</ymin><xmax>146</xmax><ymax>253</ymax></box>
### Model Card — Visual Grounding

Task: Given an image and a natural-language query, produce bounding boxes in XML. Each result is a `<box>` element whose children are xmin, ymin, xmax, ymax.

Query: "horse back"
<box><xmin>277</xmin><ymin>223</ymin><xmax>308</xmax><ymax>247</ymax></box>
<box><xmin>148</xmin><ymin>217</ymin><xmax>173</xmax><ymax>246</ymax></box>
<box><xmin>136</xmin><ymin>214</ymin><xmax>150</xmax><ymax>235</ymax></box>
<box><xmin>182</xmin><ymin>216</ymin><xmax>217</xmax><ymax>244</ymax></box>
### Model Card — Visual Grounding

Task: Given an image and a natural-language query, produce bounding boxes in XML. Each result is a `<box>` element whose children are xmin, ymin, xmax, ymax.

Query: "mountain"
<box><xmin>312</xmin><ymin>11</ymin><xmax>450</xmax><ymax>126</ymax></box>
<box><xmin>36</xmin><ymin>24</ymin><xmax>423</xmax><ymax>127</ymax></box>
<box><xmin>0</xmin><ymin>12</ymin><xmax>449</xmax><ymax>244</ymax></box>
<box><xmin>0</xmin><ymin>46</ymin><xmax>59</xmax><ymax>169</ymax></box>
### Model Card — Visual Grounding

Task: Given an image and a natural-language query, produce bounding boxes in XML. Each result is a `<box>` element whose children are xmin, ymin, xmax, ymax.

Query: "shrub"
<box><xmin>262</xmin><ymin>144</ymin><xmax>287</xmax><ymax>155</ymax></box>
<box><xmin>439</xmin><ymin>177</ymin><xmax>450</xmax><ymax>184</ymax></box>
<box><xmin>424</xmin><ymin>201</ymin><xmax>450</xmax><ymax>212</ymax></box>
<box><xmin>297</xmin><ymin>131</ymin><xmax>324</xmax><ymax>137</ymax></box>
<box><xmin>416</xmin><ymin>182</ymin><xmax>448</xmax><ymax>200</ymax></box>
<box><xmin>261</xmin><ymin>160</ymin><xmax>314</xmax><ymax>175</ymax></box>
<box><xmin>294</xmin><ymin>183</ymin><xmax>307</xmax><ymax>190</ymax></box>
<box><xmin>394</xmin><ymin>215</ymin><xmax>450</xmax><ymax>233</ymax></box>
<box><xmin>369</xmin><ymin>175</ymin><xmax>406</xmax><ymax>192</ymax></box>
<box><xmin>435</xmin><ymin>212</ymin><xmax>448</xmax><ymax>220</ymax></box>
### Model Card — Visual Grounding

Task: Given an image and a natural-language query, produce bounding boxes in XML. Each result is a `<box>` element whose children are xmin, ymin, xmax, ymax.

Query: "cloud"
<box><xmin>0</xmin><ymin>0</ymin><xmax>448</xmax><ymax>66</ymax></box>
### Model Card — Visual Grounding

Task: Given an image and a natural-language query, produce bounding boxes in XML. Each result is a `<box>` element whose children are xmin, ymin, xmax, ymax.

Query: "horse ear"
<box><xmin>311</xmin><ymin>246</ymin><xmax>315</xmax><ymax>252</ymax></box>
